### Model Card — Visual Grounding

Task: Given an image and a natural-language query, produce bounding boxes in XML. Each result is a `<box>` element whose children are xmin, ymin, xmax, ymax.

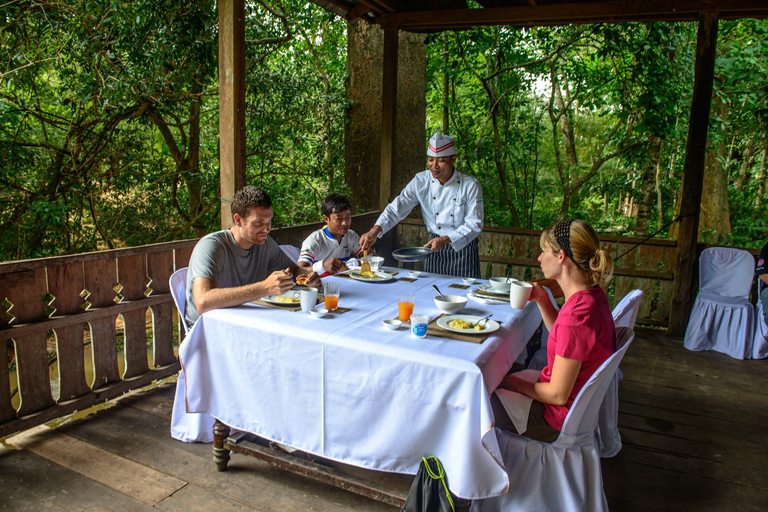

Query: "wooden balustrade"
<box><xmin>1</xmin><ymin>210</ymin><xmax>760</xmax><ymax>437</ymax></box>
<box><xmin>397</xmin><ymin>218</ymin><xmax>760</xmax><ymax>327</ymax></box>
<box><xmin>0</xmin><ymin>240</ymin><xmax>196</xmax><ymax>437</ymax></box>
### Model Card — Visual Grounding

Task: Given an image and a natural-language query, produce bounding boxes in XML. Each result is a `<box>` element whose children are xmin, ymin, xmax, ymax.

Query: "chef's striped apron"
<box><xmin>424</xmin><ymin>234</ymin><xmax>481</xmax><ymax>278</ymax></box>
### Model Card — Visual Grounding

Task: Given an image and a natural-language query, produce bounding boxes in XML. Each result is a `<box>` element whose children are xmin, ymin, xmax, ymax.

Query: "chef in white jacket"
<box><xmin>360</xmin><ymin>133</ymin><xmax>484</xmax><ymax>278</ymax></box>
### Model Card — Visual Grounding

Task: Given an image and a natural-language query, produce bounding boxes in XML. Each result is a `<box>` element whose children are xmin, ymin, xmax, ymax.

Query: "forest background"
<box><xmin>1</xmin><ymin>1</ymin><xmax>767</xmax><ymax>261</ymax></box>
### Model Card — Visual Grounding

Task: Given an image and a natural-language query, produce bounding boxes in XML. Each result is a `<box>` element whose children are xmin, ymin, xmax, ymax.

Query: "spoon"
<box><xmin>432</xmin><ymin>284</ymin><xmax>447</xmax><ymax>301</ymax></box>
<box><xmin>505</xmin><ymin>268</ymin><xmax>512</xmax><ymax>283</ymax></box>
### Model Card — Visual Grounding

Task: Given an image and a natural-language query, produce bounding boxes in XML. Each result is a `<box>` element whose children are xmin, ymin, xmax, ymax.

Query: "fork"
<box><xmin>473</xmin><ymin>314</ymin><xmax>493</xmax><ymax>328</ymax></box>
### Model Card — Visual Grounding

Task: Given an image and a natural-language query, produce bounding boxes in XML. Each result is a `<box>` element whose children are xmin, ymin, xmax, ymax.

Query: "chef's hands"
<box><xmin>323</xmin><ymin>258</ymin><xmax>348</xmax><ymax>275</ymax></box>
<box><xmin>424</xmin><ymin>236</ymin><xmax>450</xmax><ymax>252</ymax></box>
<box><xmin>360</xmin><ymin>226</ymin><xmax>382</xmax><ymax>251</ymax></box>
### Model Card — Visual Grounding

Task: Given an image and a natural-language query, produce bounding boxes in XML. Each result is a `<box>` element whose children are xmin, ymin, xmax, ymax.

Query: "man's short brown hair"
<box><xmin>231</xmin><ymin>186</ymin><xmax>272</xmax><ymax>219</ymax></box>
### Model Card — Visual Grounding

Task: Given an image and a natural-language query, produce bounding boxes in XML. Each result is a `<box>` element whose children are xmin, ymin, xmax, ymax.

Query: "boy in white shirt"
<box><xmin>298</xmin><ymin>194</ymin><xmax>363</xmax><ymax>276</ymax></box>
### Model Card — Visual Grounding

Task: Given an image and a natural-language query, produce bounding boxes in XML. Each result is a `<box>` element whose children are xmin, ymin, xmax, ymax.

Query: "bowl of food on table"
<box><xmin>434</xmin><ymin>295</ymin><xmax>468</xmax><ymax>314</ymax></box>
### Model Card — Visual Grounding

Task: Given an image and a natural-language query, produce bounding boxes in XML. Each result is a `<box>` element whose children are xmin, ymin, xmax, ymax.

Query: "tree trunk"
<box><xmin>636</xmin><ymin>133</ymin><xmax>662</xmax><ymax>236</ymax></box>
<box><xmin>699</xmin><ymin>141</ymin><xmax>732</xmax><ymax>242</ymax></box>
<box><xmin>553</xmin><ymin>76</ymin><xmax>578</xmax><ymax>168</ymax></box>
<box><xmin>758</xmin><ymin>145</ymin><xmax>767</xmax><ymax>208</ymax></box>
<box><xmin>736</xmin><ymin>138</ymin><xmax>754</xmax><ymax>191</ymax></box>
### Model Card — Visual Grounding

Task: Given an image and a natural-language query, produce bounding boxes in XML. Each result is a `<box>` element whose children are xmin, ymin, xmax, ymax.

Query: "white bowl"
<box><xmin>462</xmin><ymin>277</ymin><xmax>477</xmax><ymax>285</ymax></box>
<box><xmin>382</xmin><ymin>319</ymin><xmax>402</xmax><ymax>330</ymax></box>
<box><xmin>409</xmin><ymin>270</ymin><xmax>423</xmax><ymax>278</ymax></box>
<box><xmin>433</xmin><ymin>295</ymin><xmax>468</xmax><ymax>314</ymax></box>
<box><xmin>489</xmin><ymin>277</ymin><xmax>513</xmax><ymax>293</ymax></box>
<box><xmin>309</xmin><ymin>307</ymin><xmax>329</xmax><ymax>318</ymax></box>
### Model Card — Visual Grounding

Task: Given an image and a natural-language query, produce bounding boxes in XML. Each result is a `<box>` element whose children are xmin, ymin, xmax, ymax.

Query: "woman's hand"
<box><xmin>527</xmin><ymin>282</ymin><xmax>550</xmax><ymax>303</ymax></box>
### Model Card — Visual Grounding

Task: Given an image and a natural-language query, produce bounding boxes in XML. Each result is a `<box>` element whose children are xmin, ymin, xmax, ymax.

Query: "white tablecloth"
<box><xmin>180</xmin><ymin>269</ymin><xmax>542</xmax><ymax>500</ymax></box>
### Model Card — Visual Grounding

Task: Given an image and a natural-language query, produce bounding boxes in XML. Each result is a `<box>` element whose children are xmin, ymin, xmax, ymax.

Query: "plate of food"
<box><xmin>348</xmin><ymin>271</ymin><xmax>395</xmax><ymax>282</ymax></box>
<box><xmin>436</xmin><ymin>314</ymin><xmax>500</xmax><ymax>334</ymax></box>
<box><xmin>259</xmin><ymin>291</ymin><xmax>301</xmax><ymax>305</ymax></box>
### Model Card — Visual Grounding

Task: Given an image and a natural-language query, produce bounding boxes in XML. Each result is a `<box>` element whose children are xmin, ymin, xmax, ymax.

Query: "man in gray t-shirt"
<box><xmin>184</xmin><ymin>187</ymin><xmax>321</xmax><ymax>327</ymax></box>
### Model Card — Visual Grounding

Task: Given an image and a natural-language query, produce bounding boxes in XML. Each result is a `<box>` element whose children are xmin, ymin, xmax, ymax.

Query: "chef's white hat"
<box><xmin>427</xmin><ymin>132</ymin><xmax>456</xmax><ymax>157</ymax></box>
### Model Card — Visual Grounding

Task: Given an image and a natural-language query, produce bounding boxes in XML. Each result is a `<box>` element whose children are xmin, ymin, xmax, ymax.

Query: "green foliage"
<box><xmin>2</xmin><ymin>4</ymin><xmax>767</xmax><ymax>261</ymax></box>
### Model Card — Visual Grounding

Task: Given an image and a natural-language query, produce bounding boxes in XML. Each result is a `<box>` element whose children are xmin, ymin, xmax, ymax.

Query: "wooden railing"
<box><xmin>0</xmin><ymin>213</ymin><xmax>382</xmax><ymax>439</ymax></box>
<box><xmin>397</xmin><ymin>218</ymin><xmax>760</xmax><ymax>327</ymax></box>
<box><xmin>1</xmin><ymin>211</ymin><xmax>759</xmax><ymax>437</ymax></box>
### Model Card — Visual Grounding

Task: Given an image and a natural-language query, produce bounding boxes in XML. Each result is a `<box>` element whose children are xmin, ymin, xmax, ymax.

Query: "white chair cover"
<box><xmin>684</xmin><ymin>247</ymin><xmax>756</xmax><ymax>359</ymax></box>
<box><xmin>169</xmin><ymin>267</ymin><xmax>216</xmax><ymax>443</ymax></box>
<box><xmin>752</xmin><ymin>280</ymin><xmax>768</xmax><ymax>359</ymax></box>
<box><xmin>526</xmin><ymin>286</ymin><xmax>559</xmax><ymax>371</ymax></box>
<box><xmin>598</xmin><ymin>289</ymin><xmax>642</xmax><ymax>458</ymax></box>
<box><xmin>472</xmin><ymin>327</ymin><xmax>635</xmax><ymax>512</ymax></box>
<box><xmin>279</xmin><ymin>244</ymin><xmax>301</xmax><ymax>262</ymax></box>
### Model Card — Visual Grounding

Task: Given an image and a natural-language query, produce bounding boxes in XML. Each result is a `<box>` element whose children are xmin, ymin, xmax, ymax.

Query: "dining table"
<box><xmin>179</xmin><ymin>267</ymin><xmax>543</xmax><ymax>500</ymax></box>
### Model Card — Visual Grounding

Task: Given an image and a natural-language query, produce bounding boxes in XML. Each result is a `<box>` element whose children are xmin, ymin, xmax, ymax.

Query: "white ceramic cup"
<box><xmin>410</xmin><ymin>314</ymin><xmax>429</xmax><ymax>338</ymax></box>
<box><xmin>509</xmin><ymin>281</ymin><xmax>533</xmax><ymax>309</ymax></box>
<box><xmin>299</xmin><ymin>287</ymin><xmax>319</xmax><ymax>313</ymax></box>
<box><xmin>368</xmin><ymin>256</ymin><xmax>384</xmax><ymax>272</ymax></box>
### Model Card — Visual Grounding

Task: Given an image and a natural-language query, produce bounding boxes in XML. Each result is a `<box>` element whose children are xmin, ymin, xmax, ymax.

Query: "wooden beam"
<box><xmin>379</xmin><ymin>26</ymin><xmax>398</xmax><ymax>210</ymax></box>
<box><xmin>218</xmin><ymin>0</ymin><xmax>247</xmax><ymax>229</ymax></box>
<box><xmin>668</xmin><ymin>11</ymin><xmax>719</xmax><ymax>337</ymax></box>
<box><xmin>378</xmin><ymin>1</ymin><xmax>766</xmax><ymax>29</ymax></box>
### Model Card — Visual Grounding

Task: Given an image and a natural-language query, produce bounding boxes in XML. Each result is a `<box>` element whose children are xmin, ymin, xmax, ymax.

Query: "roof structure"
<box><xmin>309</xmin><ymin>0</ymin><xmax>768</xmax><ymax>32</ymax></box>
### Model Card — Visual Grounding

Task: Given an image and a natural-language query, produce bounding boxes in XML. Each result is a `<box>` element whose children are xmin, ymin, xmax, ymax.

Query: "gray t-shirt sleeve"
<box><xmin>266</xmin><ymin>238</ymin><xmax>294</xmax><ymax>273</ymax></box>
<box><xmin>188</xmin><ymin>234</ymin><xmax>224</xmax><ymax>284</ymax></box>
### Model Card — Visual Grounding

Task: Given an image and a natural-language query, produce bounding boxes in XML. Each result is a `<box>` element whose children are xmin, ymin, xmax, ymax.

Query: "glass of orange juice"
<box><xmin>323</xmin><ymin>282</ymin><xmax>340</xmax><ymax>311</ymax></box>
<box><xmin>398</xmin><ymin>292</ymin><xmax>415</xmax><ymax>321</ymax></box>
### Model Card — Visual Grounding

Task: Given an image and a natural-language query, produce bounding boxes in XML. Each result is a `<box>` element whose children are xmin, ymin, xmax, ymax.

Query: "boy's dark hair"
<box><xmin>231</xmin><ymin>186</ymin><xmax>272</xmax><ymax>219</ymax></box>
<box><xmin>321</xmin><ymin>194</ymin><xmax>352</xmax><ymax>218</ymax></box>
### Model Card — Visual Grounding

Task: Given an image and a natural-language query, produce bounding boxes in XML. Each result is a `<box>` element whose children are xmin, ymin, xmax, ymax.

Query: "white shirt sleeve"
<box><xmin>373</xmin><ymin>175</ymin><xmax>423</xmax><ymax>236</ymax></box>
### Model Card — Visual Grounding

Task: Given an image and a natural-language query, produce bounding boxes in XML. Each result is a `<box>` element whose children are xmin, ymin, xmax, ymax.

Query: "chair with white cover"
<box><xmin>684</xmin><ymin>247</ymin><xmax>756</xmax><ymax>359</ymax></box>
<box><xmin>472</xmin><ymin>327</ymin><xmax>635</xmax><ymax>512</ymax></box>
<box><xmin>279</xmin><ymin>244</ymin><xmax>301</xmax><ymax>262</ymax></box>
<box><xmin>753</xmin><ymin>279</ymin><xmax>768</xmax><ymax>359</ymax></box>
<box><xmin>598</xmin><ymin>289</ymin><xmax>642</xmax><ymax>458</ymax></box>
<box><xmin>169</xmin><ymin>267</ymin><xmax>215</xmax><ymax>442</ymax></box>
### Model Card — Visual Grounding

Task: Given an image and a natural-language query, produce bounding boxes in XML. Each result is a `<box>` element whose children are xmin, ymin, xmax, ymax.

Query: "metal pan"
<box><xmin>392</xmin><ymin>247</ymin><xmax>433</xmax><ymax>262</ymax></box>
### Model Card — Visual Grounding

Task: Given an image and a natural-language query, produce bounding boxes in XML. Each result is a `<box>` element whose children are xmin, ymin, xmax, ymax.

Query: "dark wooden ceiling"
<box><xmin>309</xmin><ymin>1</ymin><xmax>768</xmax><ymax>32</ymax></box>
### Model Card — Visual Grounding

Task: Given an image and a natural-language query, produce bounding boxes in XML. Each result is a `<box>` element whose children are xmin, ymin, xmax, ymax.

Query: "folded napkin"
<box><xmin>494</xmin><ymin>369</ymin><xmax>540</xmax><ymax>434</ymax></box>
<box><xmin>467</xmin><ymin>290</ymin><xmax>508</xmax><ymax>305</ymax></box>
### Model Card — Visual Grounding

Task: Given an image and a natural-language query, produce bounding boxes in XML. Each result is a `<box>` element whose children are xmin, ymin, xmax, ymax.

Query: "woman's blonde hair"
<box><xmin>540</xmin><ymin>219</ymin><xmax>614</xmax><ymax>288</ymax></box>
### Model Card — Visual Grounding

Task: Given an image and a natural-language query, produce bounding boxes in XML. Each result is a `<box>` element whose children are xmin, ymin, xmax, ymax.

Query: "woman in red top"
<box><xmin>492</xmin><ymin>219</ymin><xmax>615</xmax><ymax>442</ymax></box>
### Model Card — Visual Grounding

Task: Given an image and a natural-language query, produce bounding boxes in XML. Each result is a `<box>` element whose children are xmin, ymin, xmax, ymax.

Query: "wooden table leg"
<box><xmin>213</xmin><ymin>420</ymin><xmax>231</xmax><ymax>471</ymax></box>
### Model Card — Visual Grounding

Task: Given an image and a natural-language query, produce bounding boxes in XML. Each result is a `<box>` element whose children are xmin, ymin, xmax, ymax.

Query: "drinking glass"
<box><xmin>398</xmin><ymin>292</ymin><xmax>415</xmax><ymax>321</ymax></box>
<box><xmin>324</xmin><ymin>281</ymin><xmax>340</xmax><ymax>311</ymax></box>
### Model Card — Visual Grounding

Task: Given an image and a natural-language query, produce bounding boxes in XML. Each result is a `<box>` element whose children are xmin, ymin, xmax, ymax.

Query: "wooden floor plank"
<box><xmin>54</xmin><ymin>395</ymin><xmax>396</xmax><ymax>511</ymax></box>
<box><xmin>6</xmin><ymin>425</ymin><xmax>187</xmax><ymax>506</ymax></box>
<box><xmin>0</xmin><ymin>446</ymin><xmax>155</xmax><ymax>512</ymax></box>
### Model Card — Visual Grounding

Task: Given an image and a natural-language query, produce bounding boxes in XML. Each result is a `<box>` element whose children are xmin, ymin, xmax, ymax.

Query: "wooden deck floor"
<box><xmin>2</xmin><ymin>326</ymin><xmax>767</xmax><ymax>511</ymax></box>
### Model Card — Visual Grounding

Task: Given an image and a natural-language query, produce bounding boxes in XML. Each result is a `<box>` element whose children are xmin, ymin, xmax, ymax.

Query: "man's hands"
<box><xmin>323</xmin><ymin>258</ymin><xmax>348</xmax><ymax>275</ymax></box>
<box><xmin>263</xmin><ymin>268</ymin><xmax>296</xmax><ymax>296</ymax></box>
<box><xmin>424</xmin><ymin>236</ymin><xmax>450</xmax><ymax>252</ymax></box>
<box><xmin>359</xmin><ymin>226</ymin><xmax>382</xmax><ymax>251</ymax></box>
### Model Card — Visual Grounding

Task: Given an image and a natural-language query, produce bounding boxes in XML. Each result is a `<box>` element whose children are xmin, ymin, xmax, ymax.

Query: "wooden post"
<box><xmin>379</xmin><ymin>25</ymin><xmax>398</xmax><ymax>210</ymax></box>
<box><xmin>218</xmin><ymin>0</ymin><xmax>246</xmax><ymax>229</ymax></box>
<box><xmin>668</xmin><ymin>12</ymin><xmax>719</xmax><ymax>337</ymax></box>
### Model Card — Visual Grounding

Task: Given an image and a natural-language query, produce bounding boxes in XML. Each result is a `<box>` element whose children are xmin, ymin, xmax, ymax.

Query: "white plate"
<box><xmin>348</xmin><ymin>271</ymin><xmax>395</xmax><ymax>282</ymax></box>
<box><xmin>259</xmin><ymin>291</ymin><xmax>301</xmax><ymax>305</ymax></box>
<box><xmin>477</xmin><ymin>283</ymin><xmax>510</xmax><ymax>296</ymax></box>
<box><xmin>436</xmin><ymin>314</ymin><xmax>500</xmax><ymax>335</ymax></box>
